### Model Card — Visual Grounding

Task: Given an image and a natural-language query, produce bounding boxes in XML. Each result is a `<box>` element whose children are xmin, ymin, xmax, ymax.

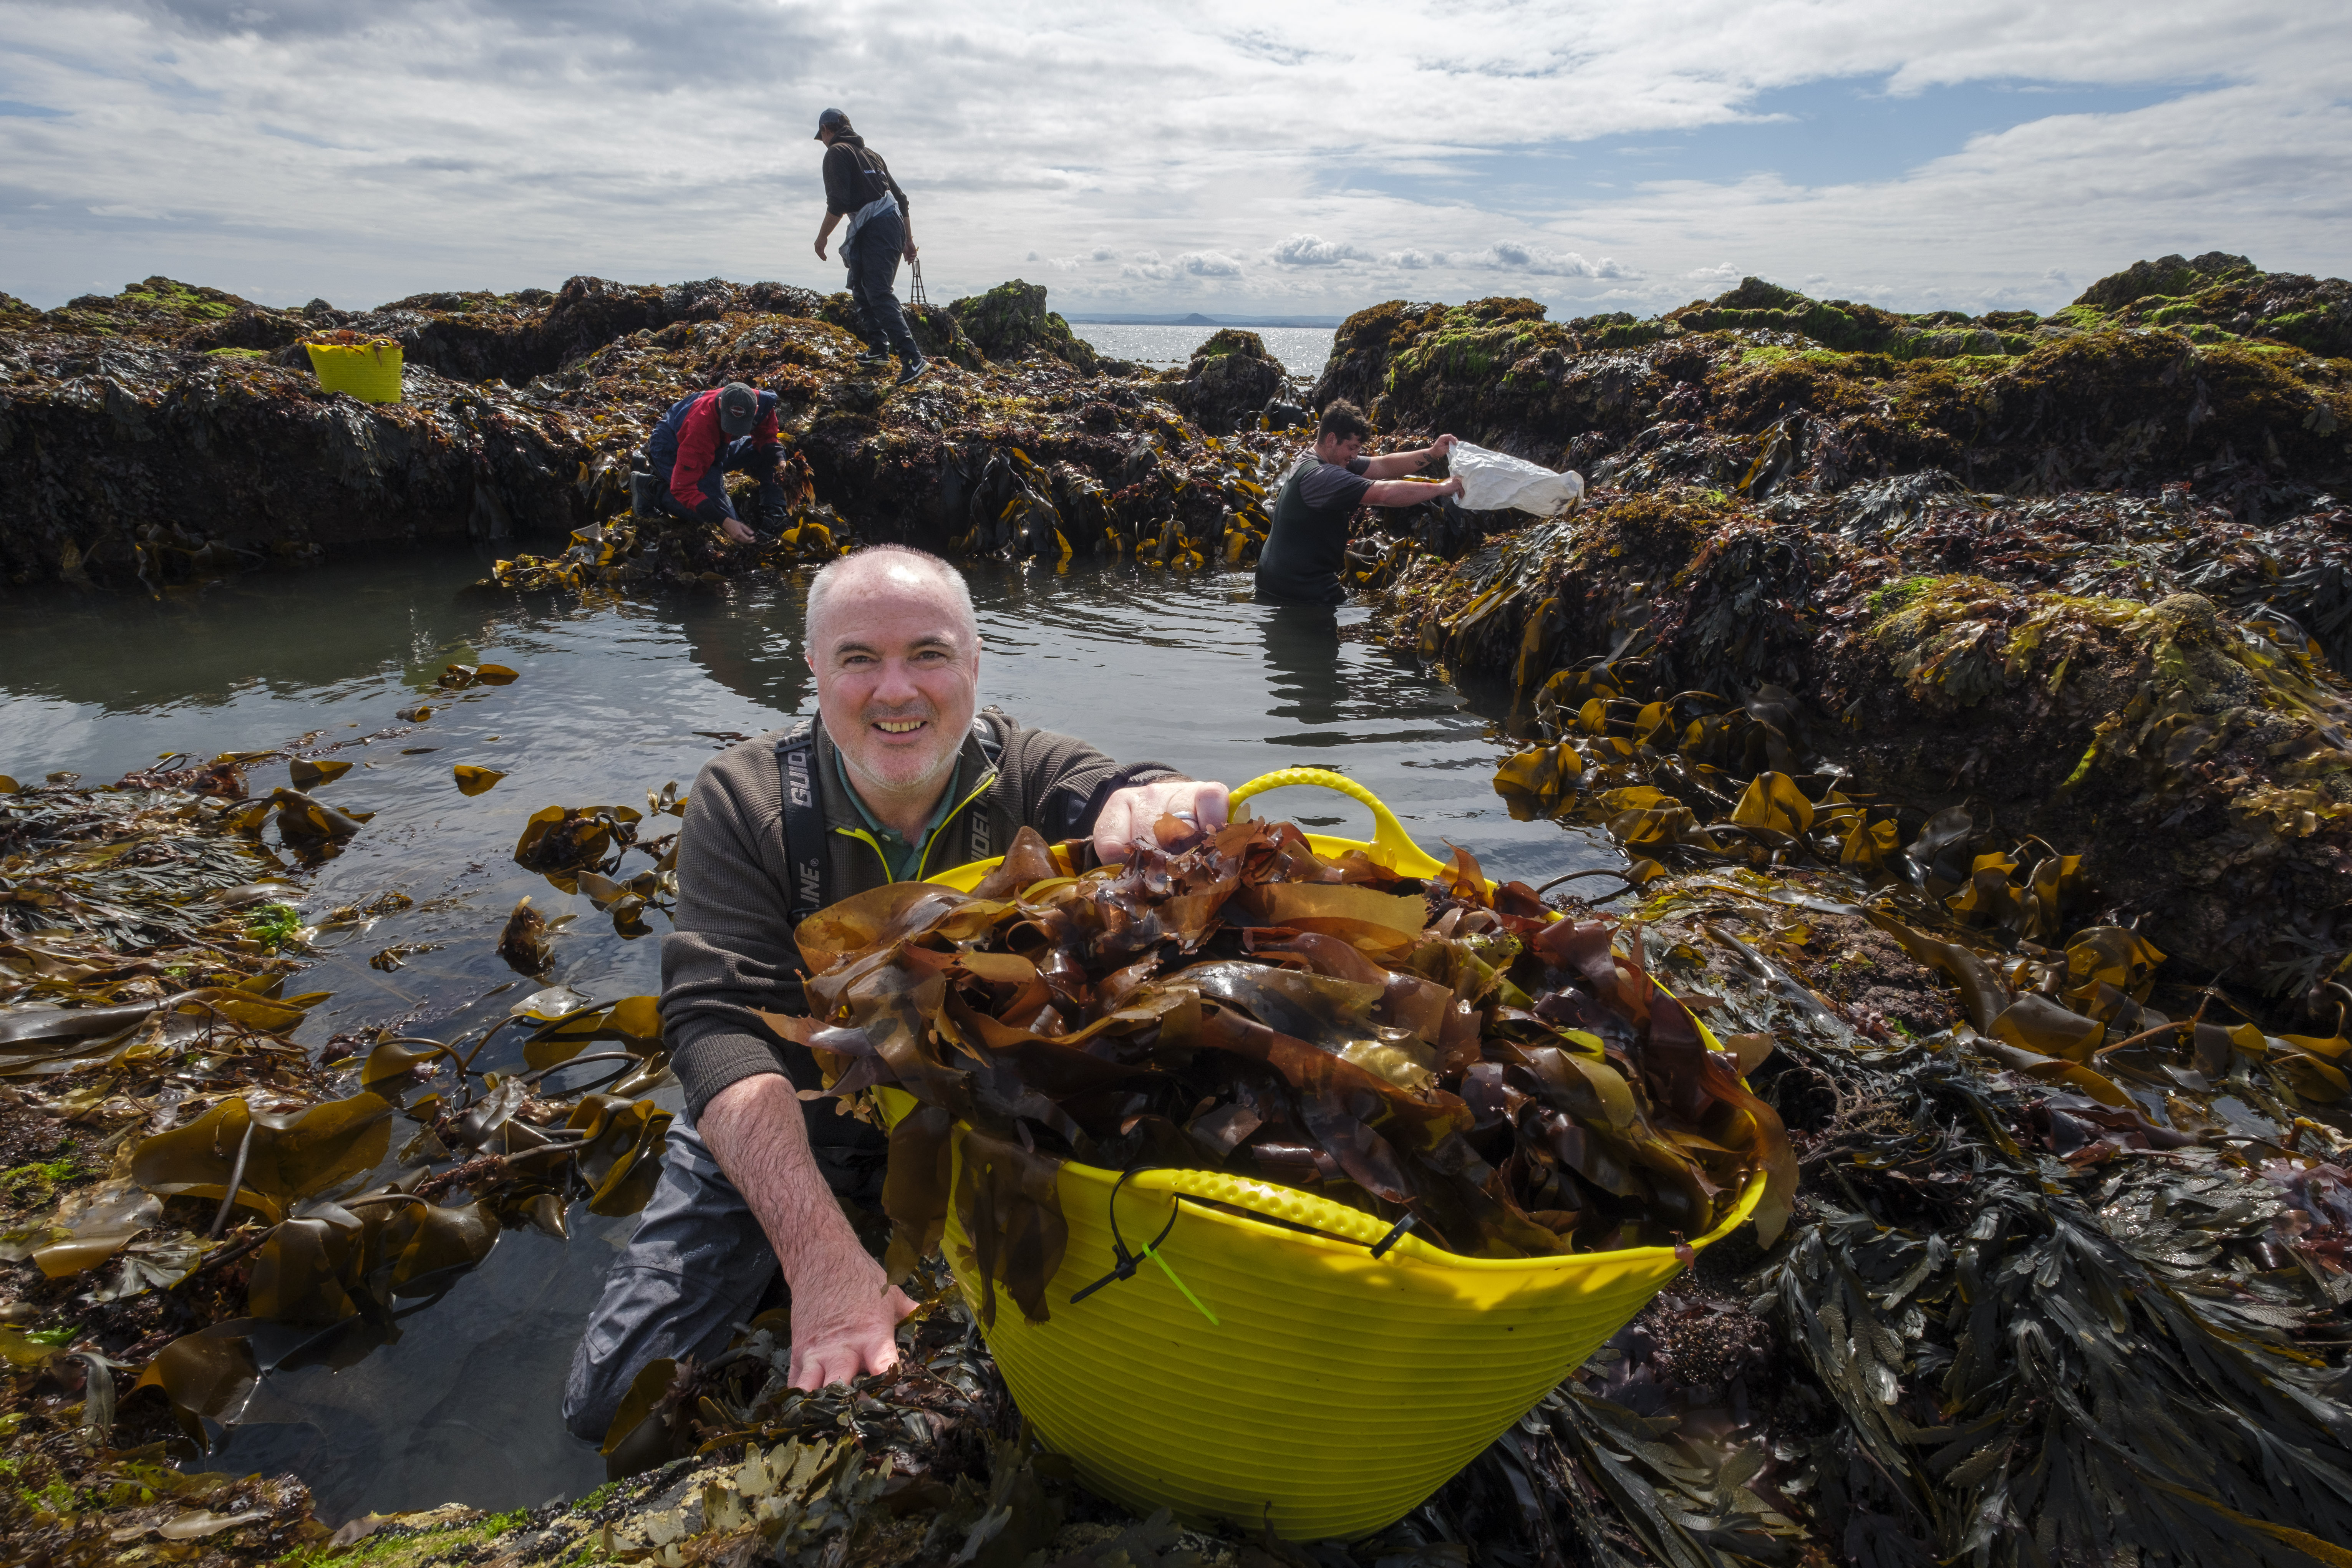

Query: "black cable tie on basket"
<box><xmin>1068</xmin><ymin>1165</ymin><xmax>1180</xmax><ymax>1306</ymax></box>
<box><xmin>1369</xmin><ymin>1213</ymin><xmax>1418</xmax><ymax>1260</ymax></box>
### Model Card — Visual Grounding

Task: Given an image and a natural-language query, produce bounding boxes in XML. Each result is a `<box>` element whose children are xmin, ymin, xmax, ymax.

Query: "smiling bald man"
<box><xmin>565</xmin><ymin>545</ymin><xmax>1227</xmax><ymax>1444</ymax></box>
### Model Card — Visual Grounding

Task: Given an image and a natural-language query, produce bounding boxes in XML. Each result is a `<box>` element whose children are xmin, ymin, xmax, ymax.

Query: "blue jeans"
<box><xmin>561</xmin><ymin>1122</ymin><xmax>887</xmax><ymax>1442</ymax></box>
<box><xmin>844</xmin><ymin>210</ymin><xmax>922</xmax><ymax>363</ymax></box>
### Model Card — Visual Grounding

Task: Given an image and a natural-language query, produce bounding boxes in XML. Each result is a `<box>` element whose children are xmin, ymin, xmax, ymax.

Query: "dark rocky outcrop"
<box><xmin>946</xmin><ymin>278</ymin><xmax>1101</xmax><ymax>372</ymax></box>
<box><xmin>1162</xmin><ymin>327</ymin><xmax>1287</xmax><ymax>431</ymax></box>
<box><xmin>0</xmin><ymin>272</ymin><xmax>1298</xmax><ymax>590</ymax></box>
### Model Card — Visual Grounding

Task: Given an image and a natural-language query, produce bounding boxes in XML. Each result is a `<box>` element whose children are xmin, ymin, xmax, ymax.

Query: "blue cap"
<box><xmin>814</xmin><ymin>107</ymin><xmax>849</xmax><ymax>139</ymax></box>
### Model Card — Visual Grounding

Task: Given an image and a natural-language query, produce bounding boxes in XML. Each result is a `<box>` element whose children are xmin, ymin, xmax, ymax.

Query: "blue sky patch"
<box><xmin>1334</xmin><ymin>75</ymin><xmax>2204</xmax><ymax>213</ymax></box>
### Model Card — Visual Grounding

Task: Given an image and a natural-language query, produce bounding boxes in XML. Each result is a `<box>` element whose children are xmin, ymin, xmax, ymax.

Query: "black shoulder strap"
<box><xmin>853</xmin><ymin>146</ymin><xmax>891</xmax><ymax>205</ymax></box>
<box><xmin>962</xmin><ymin>714</ymin><xmax>1003</xmax><ymax>869</ymax></box>
<box><xmin>774</xmin><ymin>720</ymin><xmax>825</xmax><ymax>927</ymax></box>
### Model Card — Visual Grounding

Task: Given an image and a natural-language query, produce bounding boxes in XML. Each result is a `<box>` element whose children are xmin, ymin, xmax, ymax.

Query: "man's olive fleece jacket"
<box><xmin>660</xmin><ymin>708</ymin><xmax>1182</xmax><ymax>1128</ymax></box>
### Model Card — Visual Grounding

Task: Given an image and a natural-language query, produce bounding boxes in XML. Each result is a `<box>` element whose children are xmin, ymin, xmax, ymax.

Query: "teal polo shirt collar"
<box><xmin>834</xmin><ymin>749</ymin><xmax>963</xmax><ymax>881</ymax></box>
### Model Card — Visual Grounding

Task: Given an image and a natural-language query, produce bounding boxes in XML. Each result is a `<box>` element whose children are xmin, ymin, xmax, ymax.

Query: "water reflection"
<box><xmin>1259</xmin><ymin>603</ymin><xmax>1345</xmax><ymax>731</ymax></box>
<box><xmin>0</xmin><ymin>545</ymin><xmax>1615</xmax><ymax>1519</ymax></box>
<box><xmin>673</xmin><ymin>583</ymin><xmax>811</xmax><ymax>715</ymax></box>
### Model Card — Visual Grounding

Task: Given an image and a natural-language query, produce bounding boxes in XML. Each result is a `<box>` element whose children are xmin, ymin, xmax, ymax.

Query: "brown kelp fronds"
<box><xmin>775</xmin><ymin>819</ymin><xmax>1792</xmax><ymax>1330</ymax></box>
<box><xmin>1389</xmin><ymin>843</ymin><xmax>2352</xmax><ymax>1567</ymax></box>
<box><xmin>116</xmin><ymin>987</ymin><xmax>677</xmax><ymax>1451</ymax></box>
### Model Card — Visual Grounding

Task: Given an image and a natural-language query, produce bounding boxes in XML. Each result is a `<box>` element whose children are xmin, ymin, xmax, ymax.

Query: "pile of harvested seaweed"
<box><xmin>766</xmin><ymin>818</ymin><xmax>1794</xmax><ymax>1324</ymax></box>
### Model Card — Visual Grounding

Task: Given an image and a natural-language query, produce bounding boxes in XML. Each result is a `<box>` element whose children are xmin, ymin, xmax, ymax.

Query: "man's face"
<box><xmin>809</xmin><ymin>569</ymin><xmax>980</xmax><ymax>799</ymax></box>
<box><xmin>1314</xmin><ymin>432</ymin><xmax>1364</xmax><ymax>465</ymax></box>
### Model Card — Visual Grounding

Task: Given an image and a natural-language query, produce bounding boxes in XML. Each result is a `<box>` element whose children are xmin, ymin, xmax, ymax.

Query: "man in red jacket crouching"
<box><xmin>645</xmin><ymin>381</ymin><xmax>786</xmax><ymax>544</ymax></box>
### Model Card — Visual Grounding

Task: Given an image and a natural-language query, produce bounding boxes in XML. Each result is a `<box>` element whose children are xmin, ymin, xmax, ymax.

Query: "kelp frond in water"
<box><xmin>122</xmin><ymin>991</ymin><xmax>678</xmax><ymax>1449</ymax></box>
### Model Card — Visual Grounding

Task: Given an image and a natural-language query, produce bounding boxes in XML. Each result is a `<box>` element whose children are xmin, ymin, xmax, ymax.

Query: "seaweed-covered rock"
<box><xmin>1313</xmin><ymin>269</ymin><xmax>2352</xmax><ymax>511</ymax></box>
<box><xmin>2076</xmin><ymin>250</ymin><xmax>2261</xmax><ymax>310</ymax></box>
<box><xmin>2063</xmin><ymin>252</ymin><xmax>2352</xmax><ymax>358</ymax></box>
<box><xmin>0</xmin><ymin>273</ymin><xmax>1278</xmax><ymax>583</ymax></box>
<box><xmin>946</xmin><ymin>278</ymin><xmax>1101</xmax><ymax>372</ymax></box>
<box><xmin>1382</xmin><ymin>479</ymin><xmax>2352</xmax><ymax>996</ymax></box>
<box><xmin>40</xmin><ymin>277</ymin><xmax>252</xmax><ymax>340</ymax></box>
<box><xmin>1666</xmin><ymin>277</ymin><xmax>2035</xmax><ymax>358</ymax></box>
<box><xmin>1163</xmin><ymin>328</ymin><xmax>1286</xmax><ymax>431</ymax></box>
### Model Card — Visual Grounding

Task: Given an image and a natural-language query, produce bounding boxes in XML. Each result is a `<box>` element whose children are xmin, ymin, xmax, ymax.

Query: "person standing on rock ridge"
<box><xmin>563</xmin><ymin>545</ymin><xmax>1231</xmax><ymax>1438</ymax></box>
<box><xmin>1255</xmin><ymin>399</ymin><xmax>1461</xmax><ymax>607</ymax></box>
<box><xmin>811</xmin><ymin>108</ymin><xmax>929</xmax><ymax>388</ymax></box>
<box><xmin>647</xmin><ymin>381</ymin><xmax>786</xmax><ymax>545</ymax></box>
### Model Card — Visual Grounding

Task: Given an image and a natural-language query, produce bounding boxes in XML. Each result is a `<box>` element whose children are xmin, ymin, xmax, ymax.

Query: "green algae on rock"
<box><xmin>946</xmin><ymin>278</ymin><xmax>1103</xmax><ymax>374</ymax></box>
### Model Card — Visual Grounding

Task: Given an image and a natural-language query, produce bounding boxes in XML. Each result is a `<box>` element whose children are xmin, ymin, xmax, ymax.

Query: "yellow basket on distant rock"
<box><xmin>303</xmin><ymin>338</ymin><xmax>403</xmax><ymax>403</ymax></box>
<box><xmin>877</xmin><ymin>766</ymin><xmax>1766</xmax><ymax>1540</ymax></box>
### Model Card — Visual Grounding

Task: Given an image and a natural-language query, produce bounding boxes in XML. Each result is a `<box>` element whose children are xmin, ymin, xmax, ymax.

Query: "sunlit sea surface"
<box><xmin>0</xmin><ymin>550</ymin><xmax>1606</xmax><ymax>1519</ymax></box>
<box><xmin>1069</xmin><ymin>323</ymin><xmax>1335</xmax><ymax>381</ymax></box>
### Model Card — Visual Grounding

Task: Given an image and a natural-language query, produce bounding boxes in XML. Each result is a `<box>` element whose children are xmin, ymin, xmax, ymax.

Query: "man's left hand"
<box><xmin>903</xmin><ymin>240</ymin><xmax>920</xmax><ymax>262</ymax></box>
<box><xmin>1431</xmin><ymin>434</ymin><xmax>1459</xmax><ymax>458</ymax></box>
<box><xmin>1094</xmin><ymin>779</ymin><xmax>1230</xmax><ymax>862</ymax></box>
<box><xmin>814</xmin><ymin>237</ymin><xmax>829</xmax><ymax>261</ymax></box>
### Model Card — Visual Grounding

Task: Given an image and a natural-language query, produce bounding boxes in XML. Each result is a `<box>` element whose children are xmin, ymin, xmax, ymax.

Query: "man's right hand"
<box><xmin>699</xmin><ymin>1073</ymin><xmax>919</xmax><ymax>1394</ymax></box>
<box><xmin>785</xmin><ymin>1233</ymin><xmax>919</xmax><ymax>1390</ymax></box>
<box><xmin>814</xmin><ymin>237</ymin><xmax>829</xmax><ymax>261</ymax></box>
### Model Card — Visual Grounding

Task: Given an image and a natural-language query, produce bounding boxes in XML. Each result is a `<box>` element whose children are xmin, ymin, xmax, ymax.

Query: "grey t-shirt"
<box><xmin>1255</xmin><ymin>455</ymin><xmax>1372</xmax><ymax>603</ymax></box>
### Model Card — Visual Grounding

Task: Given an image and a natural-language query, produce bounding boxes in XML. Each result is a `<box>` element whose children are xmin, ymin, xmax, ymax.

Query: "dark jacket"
<box><xmin>649</xmin><ymin>388</ymin><xmax>781</xmax><ymax>521</ymax></box>
<box><xmin>661</xmin><ymin>708</ymin><xmax>1181</xmax><ymax>1132</ymax></box>
<box><xmin>822</xmin><ymin>134</ymin><xmax>908</xmax><ymax>218</ymax></box>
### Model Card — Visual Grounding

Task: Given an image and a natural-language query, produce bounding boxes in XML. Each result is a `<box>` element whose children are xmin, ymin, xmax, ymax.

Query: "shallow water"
<box><xmin>1069</xmin><ymin>323</ymin><xmax>1335</xmax><ymax>381</ymax></box>
<box><xmin>0</xmin><ymin>549</ymin><xmax>1606</xmax><ymax>1520</ymax></box>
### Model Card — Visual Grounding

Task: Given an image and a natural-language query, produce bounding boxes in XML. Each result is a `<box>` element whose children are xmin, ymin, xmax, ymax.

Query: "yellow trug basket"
<box><xmin>303</xmin><ymin>339</ymin><xmax>404</xmax><ymax>403</ymax></box>
<box><xmin>887</xmin><ymin>766</ymin><xmax>1764</xmax><ymax>1540</ymax></box>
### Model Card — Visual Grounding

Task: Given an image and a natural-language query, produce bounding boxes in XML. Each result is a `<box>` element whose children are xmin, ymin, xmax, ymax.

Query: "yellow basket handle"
<box><xmin>1229</xmin><ymin>767</ymin><xmax>1447</xmax><ymax>877</ymax></box>
<box><xmin>1117</xmin><ymin>1167</ymin><xmax>1424</xmax><ymax>1255</ymax></box>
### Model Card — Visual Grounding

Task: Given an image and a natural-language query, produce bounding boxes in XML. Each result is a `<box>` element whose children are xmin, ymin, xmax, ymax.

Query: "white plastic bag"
<box><xmin>1449</xmin><ymin>441</ymin><xmax>1585</xmax><ymax>516</ymax></box>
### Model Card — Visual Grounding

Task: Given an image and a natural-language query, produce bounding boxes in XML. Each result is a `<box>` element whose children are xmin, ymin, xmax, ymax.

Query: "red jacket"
<box><xmin>650</xmin><ymin>388</ymin><xmax>780</xmax><ymax>519</ymax></box>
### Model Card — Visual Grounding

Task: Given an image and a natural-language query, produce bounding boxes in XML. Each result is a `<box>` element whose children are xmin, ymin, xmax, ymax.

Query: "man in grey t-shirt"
<box><xmin>1254</xmin><ymin>400</ymin><xmax>1461</xmax><ymax>605</ymax></box>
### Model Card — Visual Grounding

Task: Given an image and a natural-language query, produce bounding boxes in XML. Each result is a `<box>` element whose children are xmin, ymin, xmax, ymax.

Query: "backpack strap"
<box><xmin>852</xmin><ymin>146</ymin><xmax>893</xmax><ymax>207</ymax></box>
<box><xmin>959</xmin><ymin>714</ymin><xmax>1003</xmax><ymax>870</ymax></box>
<box><xmin>773</xmin><ymin>721</ymin><xmax>826</xmax><ymax>927</ymax></box>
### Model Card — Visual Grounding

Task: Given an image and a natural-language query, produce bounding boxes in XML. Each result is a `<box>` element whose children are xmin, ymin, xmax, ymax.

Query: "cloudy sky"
<box><xmin>3</xmin><ymin>1</ymin><xmax>2346</xmax><ymax>320</ymax></box>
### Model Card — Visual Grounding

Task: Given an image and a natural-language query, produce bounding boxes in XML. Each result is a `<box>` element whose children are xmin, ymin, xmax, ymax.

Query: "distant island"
<box><xmin>1063</xmin><ymin>312</ymin><xmax>1344</xmax><ymax>328</ymax></box>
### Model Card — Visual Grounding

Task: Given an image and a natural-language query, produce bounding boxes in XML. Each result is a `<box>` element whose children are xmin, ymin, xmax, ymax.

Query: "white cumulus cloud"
<box><xmin>1180</xmin><ymin>250</ymin><xmax>1245</xmax><ymax>277</ymax></box>
<box><xmin>1269</xmin><ymin>233</ymin><xmax>1367</xmax><ymax>266</ymax></box>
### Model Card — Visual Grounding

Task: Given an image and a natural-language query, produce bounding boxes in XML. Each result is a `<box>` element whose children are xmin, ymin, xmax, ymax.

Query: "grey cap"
<box><xmin>814</xmin><ymin>106</ymin><xmax>849</xmax><ymax>139</ymax></box>
<box><xmin>717</xmin><ymin>382</ymin><xmax>759</xmax><ymax>436</ymax></box>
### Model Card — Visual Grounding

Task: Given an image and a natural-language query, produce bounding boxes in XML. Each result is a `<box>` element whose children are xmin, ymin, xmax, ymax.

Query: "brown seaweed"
<box><xmin>789</xmin><ymin>819</ymin><xmax>1793</xmax><ymax>1331</ymax></box>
